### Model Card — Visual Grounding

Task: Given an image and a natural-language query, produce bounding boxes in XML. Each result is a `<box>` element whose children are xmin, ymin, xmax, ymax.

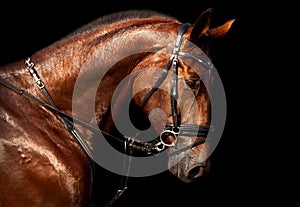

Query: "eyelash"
<box><xmin>185</xmin><ymin>80</ymin><xmax>197</xmax><ymax>89</ymax></box>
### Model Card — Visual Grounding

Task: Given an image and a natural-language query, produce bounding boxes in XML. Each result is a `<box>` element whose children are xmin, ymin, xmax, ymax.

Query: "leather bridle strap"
<box><xmin>164</xmin><ymin>124</ymin><xmax>213</xmax><ymax>137</ymax></box>
<box><xmin>140</xmin><ymin>23</ymin><xmax>190</xmax><ymax>109</ymax></box>
<box><xmin>0</xmin><ymin>76</ymin><xmax>102</xmax><ymax>135</ymax></box>
<box><xmin>25</xmin><ymin>58</ymin><xmax>95</xmax><ymax>159</ymax></box>
<box><xmin>25</xmin><ymin>59</ymin><xmax>72</xmax><ymax>132</ymax></box>
<box><xmin>169</xmin><ymin>23</ymin><xmax>189</xmax><ymax>129</ymax></box>
<box><xmin>0</xmin><ymin>76</ymin><xmax>160</xmax><ymax>155</ymax></box>
<box><xmin>140</xmin><ymin>57</ymin><xmax>172</xmax><ymax>109</ymax></box>
<box><xmin>169</xmin><ymin>139</ymin><xmax>206</xmax><ymax>157</ymax></box>
<box><xmin>0</xmin><ymin>74</ymin><xmax>95</xmax><ymax>158</ymax></box>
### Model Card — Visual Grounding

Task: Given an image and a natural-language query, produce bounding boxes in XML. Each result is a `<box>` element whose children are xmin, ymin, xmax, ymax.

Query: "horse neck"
<box><xmin>1</xmin><ymin>17</ymin><xmax>180</xmax><ymax>118</ymax></box>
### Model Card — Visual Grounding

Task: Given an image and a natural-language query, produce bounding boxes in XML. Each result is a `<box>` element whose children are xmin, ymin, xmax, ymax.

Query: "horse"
<box><xmin>0</xmin><ymin>8</ymin><xmax>234</xmax><ymax>207</ymax></box>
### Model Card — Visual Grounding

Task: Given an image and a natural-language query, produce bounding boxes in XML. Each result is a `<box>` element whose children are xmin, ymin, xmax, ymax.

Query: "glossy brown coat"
<box><xmin>0</xmin><ymin>9</ymin><xmax>234</xmax><ymax>206</ymax></box>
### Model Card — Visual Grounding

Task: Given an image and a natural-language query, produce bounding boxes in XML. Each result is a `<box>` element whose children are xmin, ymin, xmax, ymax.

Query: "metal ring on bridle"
<box><xmin>153</xmin><ymin>142</ymin><xmax>165</xmax><ymax>152</ymax></box>
<box><xmin>159</xmin><ymin>129</ymin><xmax>179</xmax><ymax>147</ymax></box>
<box><xmin>172</xmin><ymin>126</ymin><xmax>180</xmax><ymax>134</ymax></box>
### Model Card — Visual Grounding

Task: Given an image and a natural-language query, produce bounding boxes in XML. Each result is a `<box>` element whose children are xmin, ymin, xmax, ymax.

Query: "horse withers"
<box><xmin>0</xmin><ymin>9</ymin><xmax>234</xmax><ymax>206</ymax></box>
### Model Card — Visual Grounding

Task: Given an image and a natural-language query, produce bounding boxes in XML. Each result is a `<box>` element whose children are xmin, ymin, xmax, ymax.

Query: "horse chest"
<box><xmin>0</xmin><ymin>99</ymin><xmax>92</xmax><ymax>206</ymax></box>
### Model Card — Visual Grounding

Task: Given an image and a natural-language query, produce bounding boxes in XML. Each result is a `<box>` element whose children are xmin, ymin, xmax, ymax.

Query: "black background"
<box><xmin>0</xmin><ymin>1</ymin><xmax>295</xmax><ymax>206</ymax></box>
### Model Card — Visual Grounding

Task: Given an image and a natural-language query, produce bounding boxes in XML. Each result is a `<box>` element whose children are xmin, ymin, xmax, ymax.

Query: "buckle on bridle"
<box><xmin>26</xmin><ymin>58</ymin><xmax>45</xmax><ymax>89</ymax></box>
<box><xmin>159</xmin><ymin>126</ymin><xmax>180</xmax><ymax>147</ymax></box>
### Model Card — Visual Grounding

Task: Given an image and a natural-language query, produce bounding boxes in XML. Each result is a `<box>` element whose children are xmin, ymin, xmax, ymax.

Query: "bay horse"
<box><xmin>0</xmin><ymin>9</ymin><xmax>234</xmax><ymax>207</ymax></box>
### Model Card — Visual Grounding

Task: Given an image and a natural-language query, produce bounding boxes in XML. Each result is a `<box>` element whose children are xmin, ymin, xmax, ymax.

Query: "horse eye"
<box><xmin>185</xmin><ymin>80</ymin><xmax>197</xmax><ymax>89</ymax></box>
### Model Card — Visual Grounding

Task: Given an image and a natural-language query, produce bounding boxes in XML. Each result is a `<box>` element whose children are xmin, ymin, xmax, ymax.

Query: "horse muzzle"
<box><xmin>167</xmin><ymin>139</ymin><xmax>210</xmax><ymax>183</ymax></box>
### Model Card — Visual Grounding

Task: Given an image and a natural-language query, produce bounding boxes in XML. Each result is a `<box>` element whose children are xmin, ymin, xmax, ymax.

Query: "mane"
<box><xmin>63</xmin><ymin>10</ymin><xmax>177</xmax><ymax>40</ymax></box>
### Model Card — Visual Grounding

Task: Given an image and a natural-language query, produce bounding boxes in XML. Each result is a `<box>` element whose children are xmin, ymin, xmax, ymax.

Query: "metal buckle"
<box><xmin>26</xmin><ymin>58</ymin><xmax>45</xmax><ymax>89</ymax></box>
<box><xmin>159</xmin><ymin>127</ymin><xmax>179</xmax><ymax>147</ymax></box>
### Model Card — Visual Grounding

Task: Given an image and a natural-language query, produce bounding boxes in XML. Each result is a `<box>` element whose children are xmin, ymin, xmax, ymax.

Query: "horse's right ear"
<box><xmin>189</xmin><ymin>8</ymin><xmax>235</xmax><ymax>42</ymax></box>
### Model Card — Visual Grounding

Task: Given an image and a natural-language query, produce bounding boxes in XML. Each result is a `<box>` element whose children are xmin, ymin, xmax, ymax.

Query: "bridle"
<box><xmin>140</xmin><ymin>23</ymin><xmax>214</xmax><ymax>152</ymax></box>
<box><xmin>0</xmin><ymin>23</ymin><xmax>213</xmax><ymax>158</ymax></box>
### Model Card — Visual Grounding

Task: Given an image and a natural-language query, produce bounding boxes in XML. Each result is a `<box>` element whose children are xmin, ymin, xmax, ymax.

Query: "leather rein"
<box><xmin>0</xmin><ymin>23</ymin><xmax>213</xmax><ymax>159</ymax></box>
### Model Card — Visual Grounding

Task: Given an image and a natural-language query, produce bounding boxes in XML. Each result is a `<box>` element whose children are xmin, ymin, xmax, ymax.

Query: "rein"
<box><xmin>0</xmin><ymin>69</ymin><xmax>160</xmax><ymax>156</ymax></box>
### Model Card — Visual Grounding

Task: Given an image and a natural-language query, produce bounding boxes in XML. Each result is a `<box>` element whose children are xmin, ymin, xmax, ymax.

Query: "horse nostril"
<box><xmin>187</xmin><ymin>166</ymin><xmax>201</xmax><ymax>180</ymax></box>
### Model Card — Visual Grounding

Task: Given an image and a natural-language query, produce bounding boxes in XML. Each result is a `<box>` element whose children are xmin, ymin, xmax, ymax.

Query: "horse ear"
<box><xmin>189</xmin><ymin>8</ymin><xmax>213</xmax><ymax>42</ymax></box>
<box><xmin>207</xmin><ymin>19</ymin><xmax>235</xmax><ymax>38</ymax></box>
<box><xmin>189</xmin><ymin>8</ymin><xmax>235</xmax><ymax>42</ymax></box>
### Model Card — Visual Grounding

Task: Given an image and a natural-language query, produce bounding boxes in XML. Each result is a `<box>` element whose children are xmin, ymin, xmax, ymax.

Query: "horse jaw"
<box><xmin>167</xmin><ymin>141</ymin><xmax>210</xmax><ymax>183</ymax></box>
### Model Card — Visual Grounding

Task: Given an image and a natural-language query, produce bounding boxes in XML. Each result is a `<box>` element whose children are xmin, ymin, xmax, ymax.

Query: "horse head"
<box><xmin>166</xmin><ymin>8</ymin><xmax>234</xmax><ymax>182</ymax></box>
<box><xmin>97</xmin><ymin>9</ymin><xmax>234</xmax><ymax>183</ymax></box>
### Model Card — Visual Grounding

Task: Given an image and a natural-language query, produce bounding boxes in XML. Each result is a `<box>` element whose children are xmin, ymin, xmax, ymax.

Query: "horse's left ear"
<box><xmin>207</xmin><ymin>19</ymin><xmax>235</xmax><ymax>39</ymax></box>
<box><xmin>189</xmin><ymin>8</ymin><xmax>235</xmax><ymax>42</ymax></box>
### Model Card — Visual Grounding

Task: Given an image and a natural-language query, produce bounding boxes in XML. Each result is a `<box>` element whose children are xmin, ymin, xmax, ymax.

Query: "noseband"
<box><xmin>0</xmin><ymin>23</ymin><xmax>213</xmax><ymax>157</ymax></box>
